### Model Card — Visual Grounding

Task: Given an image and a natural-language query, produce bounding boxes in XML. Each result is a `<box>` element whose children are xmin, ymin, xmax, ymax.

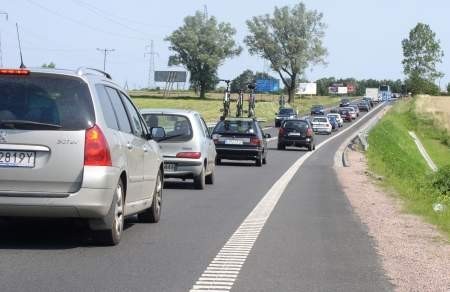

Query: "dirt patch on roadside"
<box><xmin>336</xmin><ymin>150</ymin><xmax>450</xmax><ymax>292</ymax></box>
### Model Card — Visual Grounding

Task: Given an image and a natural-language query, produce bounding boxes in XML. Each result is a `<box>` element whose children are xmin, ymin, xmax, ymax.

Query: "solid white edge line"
<box><xmin>189</xmin><ymin>102</ymin><xmax>386</xmax><ymax>292</ymax></box>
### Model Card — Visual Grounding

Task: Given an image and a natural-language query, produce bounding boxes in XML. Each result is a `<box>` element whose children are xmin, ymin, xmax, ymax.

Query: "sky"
<box><xmin>0</xmin><ymin>0</ymin><xmax>449</xmax><ymax>90</ymax></box>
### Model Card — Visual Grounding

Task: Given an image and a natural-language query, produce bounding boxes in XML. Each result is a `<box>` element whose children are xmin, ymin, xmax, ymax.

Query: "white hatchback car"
<box><xmin>311</xmin><ymin>116</ymin><xmax>332</xmax><ymax>135</ymax></box>
<box><xmin>141</xmin><ymin>109</ymin><xmax>216</xmax><ymax>190</ymax></box>
<box><xmin>327</xmin><ymin>113</ymin><xmax>343</xmax><ymax>127</ymax></box>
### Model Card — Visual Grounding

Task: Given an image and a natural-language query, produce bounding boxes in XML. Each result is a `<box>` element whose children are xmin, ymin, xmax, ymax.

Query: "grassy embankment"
<box><xmin>130</xmin><ymin>90</ymin><xmax>355</xmax><ymax>124</ymax></box>
<box><xmin>367</xmin><ymin>97</ymin><xmax>450</xmax><ymax>238</ymax></box>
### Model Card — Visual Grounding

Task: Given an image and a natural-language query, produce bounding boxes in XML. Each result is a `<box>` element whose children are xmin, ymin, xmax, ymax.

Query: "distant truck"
<box><xmin>365</xmin><ymin>88</ymin><xmax>380</xmax><ymax>102</ymax></box>
<box><xmin>379</xmin><ymin>85</ymin><xmax>392</xmax><ymax>101</ymax></box>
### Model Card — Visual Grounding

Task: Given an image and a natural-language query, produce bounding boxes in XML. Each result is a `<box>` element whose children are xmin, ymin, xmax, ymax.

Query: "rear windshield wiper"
<box><xmin>0</xmin><ymin>120</ymin><xmax>62</xmax><ymax>130</ymax></box>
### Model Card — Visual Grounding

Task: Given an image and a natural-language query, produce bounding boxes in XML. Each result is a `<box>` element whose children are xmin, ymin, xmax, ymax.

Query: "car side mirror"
<box><xmin>150</xmin><ymin>127</ymin><xmax>166</xmax><ymax>140</ymax></box>
<box><xmin>264</xmin><ymin>133</ymin><xmax>271</xmax><ymax>139</ymax></box>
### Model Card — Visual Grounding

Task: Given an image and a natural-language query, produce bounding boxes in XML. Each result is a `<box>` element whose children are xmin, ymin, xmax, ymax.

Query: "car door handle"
<box><xmin>143</xmin><ymin>147</ymin><xmax>148</xmax><ymax>153</ymax></box>
<box><xmin>127</xmin><ymin>143</ymin><xmax>133</xmax><ymax>150</ymax></box>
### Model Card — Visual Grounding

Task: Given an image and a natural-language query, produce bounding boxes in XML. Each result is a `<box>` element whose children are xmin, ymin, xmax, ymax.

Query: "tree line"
<box><xmin>165</xmin><ymin>2</ymin><xmax>446</xmax><ymax>100</ymax></box>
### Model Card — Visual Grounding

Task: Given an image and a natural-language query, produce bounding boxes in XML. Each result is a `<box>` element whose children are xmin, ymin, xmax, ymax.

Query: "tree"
<box><xmin>230</xmin><ymin>70</ymin><xmax>254</xmax><ymax>93</ymax></box>
<box><xmin>166</xmin><ymin>11</ymin><xmax>241</xmax><ymax>98</ymax></box>
<box><xmin>402</xmin><ymin>23</ymin><xmax>444</xmax><ymax>82</ymax></box>
<box><xmin>447</xmin><ymin>83</ymin><xmax>450</xmax><ymax>94</ymax></box>
<box><xmin>42</xmin><ymin>62</ymin><xmax>56</xmax><ymax>68</ymax></box>
<box><xmin>405</xmin><ymin>71</ymin><xmax>439</xmax><ymax>95</ymax></box>
<box><xmin>245</xmin><ymin>2</ymin><xmax>327</xmax><ymax>103</ymax></box>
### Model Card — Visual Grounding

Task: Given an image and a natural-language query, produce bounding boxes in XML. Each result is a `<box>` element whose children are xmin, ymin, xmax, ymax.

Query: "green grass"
<box><xmin>131</xmin><ymin>91</ymin><xmax>356</xmax><ymax>124</ymax></box>
<box><xmin>367</xmin><ymin>100</ymin><xmax>450</xmax><ymax>238</ymax></box>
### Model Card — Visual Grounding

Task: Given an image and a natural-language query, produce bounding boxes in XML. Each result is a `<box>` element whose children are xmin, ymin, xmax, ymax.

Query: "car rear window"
<box><xmin>213</xmin><ymin>120</ymin><xmax>257</xmax><ymax>135</ymax></box>
<box><xmin>0</xmin><ymin>73</ymin><xmax>94</xmax><ymax>130</ymax></box>
<box><xmin>313</xmin><ymin>117</ymin><xmax>327</xmax><ymax>123</ymax></box>
<box><xmin>142</xmin><ymin>113</ymin><xmax>192</xmax><ymax>142</ymax></box>
<box><xmin>283</xmin><ymin>120</ymin><xmax>308</xmax><ymax>130</ymax></box>
<box><xmin>279</xmin><ymin>108</ymin><xmax>294</xmax><ymax>115</ymax></box>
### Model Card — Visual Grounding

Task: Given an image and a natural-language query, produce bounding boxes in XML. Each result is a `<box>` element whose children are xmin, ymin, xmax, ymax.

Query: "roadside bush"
<box><xmin>431</xmin><ymin>165</ymin><xmax>450</xmax><ymax>197</ymax></box>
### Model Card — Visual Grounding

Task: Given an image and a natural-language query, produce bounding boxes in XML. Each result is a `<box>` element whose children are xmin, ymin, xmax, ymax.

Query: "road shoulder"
<box><xmin>335</xmin><ymin>149</ymin><xmax>450</xmax><ymax>292</ymax></box>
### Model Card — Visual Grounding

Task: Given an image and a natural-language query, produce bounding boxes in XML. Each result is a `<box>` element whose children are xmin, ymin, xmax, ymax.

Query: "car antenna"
<box><xmin>16</xmin><ymin>23</ymin><xmax>26</xmax><ymax>68</ymax></box>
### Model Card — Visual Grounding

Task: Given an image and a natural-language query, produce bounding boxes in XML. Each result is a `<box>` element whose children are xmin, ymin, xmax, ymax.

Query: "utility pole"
<box><xmin>96</xmin><ymin>48</ymin><xmax>115</xmax><ymax>71</ymax></box>
<box><xmin>0</xmin><ymin>11</ymin><xmax>8</xmax><ymax>68</ymax></box>
<box><xmin>203</xmin><ymin>5</ymin><xmax>208</xmax><ymax>21</ymax></box>
<box><xmin>144</xmin><ymin>40</ymin><xmax>157</xmax><ymax>89</ymax></box>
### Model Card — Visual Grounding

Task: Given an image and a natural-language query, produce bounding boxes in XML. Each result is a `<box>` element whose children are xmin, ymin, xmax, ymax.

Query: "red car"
<box><xmin>339</xmin><ymin>109</ymin><xmax>352</xmax><ymax>122</ymax></box>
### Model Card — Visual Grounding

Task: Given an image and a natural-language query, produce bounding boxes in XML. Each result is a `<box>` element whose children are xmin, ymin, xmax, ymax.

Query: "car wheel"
<box><xmin>205</xmin><ymin>166</ymin><xmax>214</xmax><ymax>185</ymax></box>
<box><xmin>138</xmin><ymin>170</ymin><xmax>162</xmax><ymax>223</ymax></box>
<box><xmin>277</xmin><ymin>143</ymin><xmax>285</xmax><ymax>150</ymax></box>
<box><xmin>262</xmin><ymin>153</ymin><xmax>267</xmax><ymax>164</ymax></box>
<box><xmin>215</xmin><ymin>157</ymin><xmax>221</xmax><ymax>165</ymax></box>
<box><xmin>308</xmin><ymin>143</ymin><xmax>313</xmax><ymax>151</ymax></box>
<box><xmin>255</xmin><ymin>155</ymin><xmax>263</xmax><ymax>167</ymax></box>
<box><xmin>93</xmin><ymin>179</ymin><xmax>125</xmax><ymax>246</ymax></box>
<box><xmin>193</xmin><ymin>166</ymin><xmax>206</xmax><ymax>189</ymax></box>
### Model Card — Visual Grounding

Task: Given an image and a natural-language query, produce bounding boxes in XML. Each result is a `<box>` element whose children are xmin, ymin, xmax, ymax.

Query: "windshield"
<box><xmin>0</xmin><ymin>73</ymin><xmax>94</xmax><ymax>130</ymax></box>
<box><xmin>283</xmin><ymin>120</ymin><xmax>308</xmax><ymax>130</ymax></box>
<box><xmin>213</xmin><ymin>120</ymin><xmax>257</xmax><ymax>135</ymax></box>
<box><xmin>143</xmin><ymin>113</ymin><xmax>192</xmax><ymax>142</ymax></box>
<box><xmin>279</xmin><ymin>108</ymin><xmax>294</xmax><ymax>115</ymax></box>
<box><xmin>313</xmin><ymin>117</ymin><xmax>327</xmax><ymax>123</ymax></box>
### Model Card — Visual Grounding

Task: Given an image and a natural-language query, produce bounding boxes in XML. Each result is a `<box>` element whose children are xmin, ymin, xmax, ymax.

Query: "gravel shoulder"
<box><xmin>335</xmin><ymin>149</ymin><xmax>450</xmax><ymax>292</ymax></box>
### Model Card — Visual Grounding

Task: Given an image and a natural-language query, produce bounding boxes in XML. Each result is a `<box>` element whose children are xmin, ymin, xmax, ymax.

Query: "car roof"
<box><xmin>140</xmin><ymin>108</ymin><xmax>199</xmax><ymax>116</ymax></box>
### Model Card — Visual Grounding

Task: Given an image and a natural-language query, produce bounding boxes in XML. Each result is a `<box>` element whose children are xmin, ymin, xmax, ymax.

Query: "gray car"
<box><xmin>141</xmin><ymin>109</ymin><xmax>216</xmax><ymax>190</ymax></box>
<box><xmin>0</xmin><ymin>67</ymin><xmax>164</xmax><ymax>245</ymax></box>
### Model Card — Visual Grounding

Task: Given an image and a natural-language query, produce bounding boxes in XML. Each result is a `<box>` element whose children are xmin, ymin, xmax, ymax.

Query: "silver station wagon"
<box><xmin>0</xmin><ymin>67</ymin><xmax>164</xmax><ymax>245</ymax></box>
<box><xmin>141</xmin><ymin>109</ymin><xmax>216</xmax><ymax>189</ymax></box>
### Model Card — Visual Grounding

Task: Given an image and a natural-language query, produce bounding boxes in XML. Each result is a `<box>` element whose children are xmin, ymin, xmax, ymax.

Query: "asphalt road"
<box><xmin>0</xmin><ymin>103</ymin><xmax>392</xmax><ymax>292</ymax></box>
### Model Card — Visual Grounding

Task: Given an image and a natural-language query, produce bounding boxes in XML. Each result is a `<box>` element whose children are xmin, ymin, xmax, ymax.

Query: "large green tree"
<box><xmin>402</xmin><ymin>23</ymin><xmax>444</xmax><ymax>83</ymax></box>
<box><xmin>245</xmin><ymin>2</ymin><xmax>327</xmax><ymax>103</ymax></box>
<box><xmin>166</xmin><ymin>11</ymin><xmax>241</xmax><ymax>98</ymax></box>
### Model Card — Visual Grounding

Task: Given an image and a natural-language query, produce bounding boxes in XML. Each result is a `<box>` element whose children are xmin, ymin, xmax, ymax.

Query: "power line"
<box><xmin>96</xmin><ymin>48</ymin><xmax>115</xmax><ymax>71</ymax></box>
<box><xmin>26</xmin><ymin>0</ymin><xmax>147</xmax><ymax>41</ymax></box>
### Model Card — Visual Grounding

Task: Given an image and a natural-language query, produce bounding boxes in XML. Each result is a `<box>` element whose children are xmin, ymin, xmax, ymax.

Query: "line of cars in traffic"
<box><xmin>0</xmin><ymin>67</ymin><xmax>272</xmax><ymax>245</ymax></box>
<box><xmin>274</xmin><ymin>97</ymin><xmax>374</xmax><ymax>151</ymax></box>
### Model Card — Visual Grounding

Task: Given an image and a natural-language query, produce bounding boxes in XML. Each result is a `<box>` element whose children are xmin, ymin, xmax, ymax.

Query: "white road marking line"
<box><xmin>189</xmin><ymin>102</ymin><xmax>386</xmax><ymax>292</ymax></box>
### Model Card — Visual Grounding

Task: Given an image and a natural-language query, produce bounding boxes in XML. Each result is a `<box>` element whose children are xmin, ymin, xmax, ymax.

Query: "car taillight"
<box><xmin>279</xmin><ymin>128</ymin><xmax>285</xmax><ymax>136</ymax></box>
<box><xmin>250</xmin><ymin>137</ymin><xmax>261</xmax><ymax>146</ymax></box>
<box><xmin>306</xmin><ymin>128</ymin><xmax>313</xmax><ymax>137</ymax></box>
<box><xmin>84</xmin><ymin>125</ymin><xmax>112</xmax><ymax>166</ymax></box>
<box><xmin>176</xmin><ymin>152</ymin><xmax>201</xmax><ymax>159</ymax></box>
<box><xmin>0</xmin><ymin>68</ymin><xmax>30</xmax><ymax>75</ymax></box>
<box><xmin>212</xmin><ymin>134</ymin><xmax>220</xmax><ymax>144</ymax></box>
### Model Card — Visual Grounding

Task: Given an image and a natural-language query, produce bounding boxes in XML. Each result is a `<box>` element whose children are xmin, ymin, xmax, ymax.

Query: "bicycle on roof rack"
<box><xmin>236</xmin><ymin>88</ymin><xmax>245</xmax><ymax>118</ymax></box>
<box><xmin>247</xmin><ymin>83</ymin><xmax>256</xmax><ymax>118</ymax></box>
<box><xmin>219</xmin><ymin>79</ymin><xmax>232</xmax><ymax>120</ymax></box>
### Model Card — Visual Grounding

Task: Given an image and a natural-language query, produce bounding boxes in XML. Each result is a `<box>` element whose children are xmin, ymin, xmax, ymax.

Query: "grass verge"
<box><xmin>367</xmin><ymin>99</ymin><xmax>450</xmax><ymax>238</ymax></box>
<box><xmin>131</xmin><ymin>91</ymin><xmax>356</xmax><ymax>124</ymax></box>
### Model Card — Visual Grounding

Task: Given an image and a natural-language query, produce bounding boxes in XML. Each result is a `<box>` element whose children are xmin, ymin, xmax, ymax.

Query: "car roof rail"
<box><xmin>76</xmin><ymin>67</ymin><xmax>112</xmax><ymax>80</ymax></box>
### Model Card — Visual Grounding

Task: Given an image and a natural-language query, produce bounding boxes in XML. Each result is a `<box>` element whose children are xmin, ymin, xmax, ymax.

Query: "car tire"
<box><xmin>255</xmin><ymin>155</ymin><xmax>263</xmax><ymax>167</ymax></box>
<box><xmin>308</xmin><ymin>143</ymin><xmax>313</xmax><ymax>151</ymax></box>
<box><xmin>215</xmin><ymin>157</ymin><xmax>221</xmax><ymax>165</ymax></box>
<box><xmin>138</xmin><ymin>170</ymin><xmax>162</xmax><ymax>223</ymax></box>
<box><xmin>93</xmin><ymin>179</ymin><xmax>125</xmax><ymax>246</ymax></box>
<box><xmin>205</xmin><ymin>167</ymin><xmax>214</xmax><ymax>185</ymax></box>
<box><xmin>193</xmin><ymin>166</ymin><xmax>206</xmax><ymax>189</ymax></box>
<box><xmin>277</xmin><ymin>143</ymin><xmax>285</xmax><ymax>150</ymax></box>
<box><xmin>262</xmin><ymin>154</ymin><xmax>267</xmax><ymax>165</ymax></box>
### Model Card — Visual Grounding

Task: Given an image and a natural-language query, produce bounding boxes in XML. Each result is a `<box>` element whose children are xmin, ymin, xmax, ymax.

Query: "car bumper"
<box><xmin>279</xmin><ymin>137</ymin><xmax>312</xmax><ymax>146</ymax></box>
<box><xmin>313</xmin><ymin>127</ymin><xmax>332</xmax><ymax>133</ymax></box>
<box><xmin>0</xmin><ymin>166</ymin><xmax>120</xmax><ymax>218</ymax></box>
<box><xmin>162</xmin><ymin>158</ymin><xmax>203</xmax><ymax>178</ymax></box>
<box><xmin>216</xmin><ymin>146</ymin><xmax>262</xmax><ymax>160</ymax></box>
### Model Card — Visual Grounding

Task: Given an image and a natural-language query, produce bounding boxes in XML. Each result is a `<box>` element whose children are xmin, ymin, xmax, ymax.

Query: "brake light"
<box><xmin>0</xmin><ymin>69</ymin><xmax>30</xmax><ymax>75</ymax></box>
<box><xmin>279</xmin><ymin>128</ymin><xmax>285</xmax><ymax>136</ymax></box>
<box><xmin>176</xmin><ymin>152</ymin><xmax>201</xmax><ymax>159</ymax></box>
<box><xmin>306</xmin><ymin>128</ymin><xmax>313</xmax><ymax>137</ymax></box>
<box><xmin>250</xmin><ymin>137</ymin><xmax>261</xmax><ymax>146</ymax></box>
<box><xmin>84</xmin><ymin>125</ymin><xmax>112</xmax><ymax>166</ymax></box>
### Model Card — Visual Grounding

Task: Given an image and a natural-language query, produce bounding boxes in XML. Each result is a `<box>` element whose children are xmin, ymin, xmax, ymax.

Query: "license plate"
<box><xmin>0</xmin><ymin>150</ymin><xmax>36</xmax><ymax>168</ymax></box>
<box><xmin>225</xmin><ymin>140</ymin><xmax>243</xmax><ymax>145</ymax></box>
<box><xmin>288</xmin><ymin>132</ymin><xmax>301</xmax><ymax>136</ymax></box>
<box><xmin>164</xmin><ymin>163</ymin><xmax>176</xmax><ymax>172</ymax></box>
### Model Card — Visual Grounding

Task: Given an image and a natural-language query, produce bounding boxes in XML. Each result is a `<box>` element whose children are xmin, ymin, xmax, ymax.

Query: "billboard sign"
<box><xmin>328</xmin><ymin>86</ymin><xmax>338</xmax><ymax>94</ymax></box>
<box><xmin>255</xmin><ymin>79</ymin><xmax>280</xmax><ymax>93</ymax></box>
<box><xmin>297</xmin><ymin>82</ymin><xmax>317</xmax><ymax>95</ymax></box>
<box><xmin>154</xmin><ymin>71</ymin><xmax>187</xmax><ymax>83</ymax></box>
<box><xmin>337</xmin><ymin>87</ymin><xmax>348</xmax><ymax>94</ymax></box>
<box><xmin>346</xmin><ymin>84</ymin><xmax>356</xmax><ymax>93</ymax></box>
